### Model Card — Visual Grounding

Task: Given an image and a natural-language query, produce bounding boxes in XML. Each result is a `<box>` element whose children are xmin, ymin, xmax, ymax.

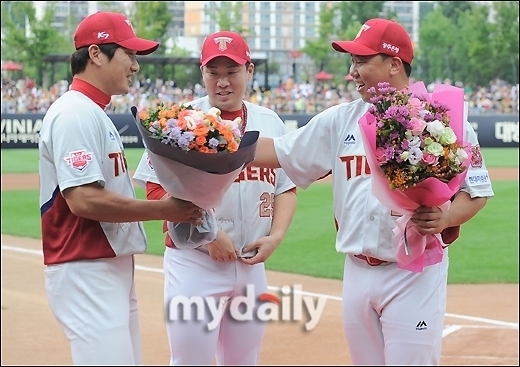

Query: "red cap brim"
<box><xmin>117</xmin><ymin>38</ymin><xmax>160</xmax><ymax>55</ymax></box>
<box><xmin>331</xmin><ymin>41</ymin><xmax>378</xmax><ymax>56</ymax></box>
<box><xmin>201</xmin><ymin>54</ymin><xmax>248</xmax><ymax>66</ymax></box>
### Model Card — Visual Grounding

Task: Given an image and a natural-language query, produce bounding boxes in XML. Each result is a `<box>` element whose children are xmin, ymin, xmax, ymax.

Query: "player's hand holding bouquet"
<box><xmin>358</xmin><ymin>81</ymin><xmax>472</xmax><ymax>272</ymax></box>
<box><xmin>131</xmin><ymin>104</ymin><xmax>259</xmax><ymax>248</ymax></box>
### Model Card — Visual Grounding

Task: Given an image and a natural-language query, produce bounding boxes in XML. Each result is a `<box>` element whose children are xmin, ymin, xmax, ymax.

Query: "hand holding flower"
<box><xmin>358</xmin><ymin>81</ymin><xmax>471</xmax><ymax>272</ymax></box>
<box><xmin>410</xmin><ymin>205</ymin><xmax>451</xmax><ymax>237</ymax></box>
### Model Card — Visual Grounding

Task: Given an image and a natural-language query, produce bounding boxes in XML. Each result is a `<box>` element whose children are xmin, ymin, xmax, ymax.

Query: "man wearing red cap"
<box><xmin>133</xmin><ymin>30</ymin><xmax>297</xmax><ymax>365</ymax></box>
<box><xmin>38</xmin><ymin>11</ymin><xmax>205</xmax><ymax>365</ymax></box>
<box><xmin>250</xmin><ymin>18</ymin><xmax>493</xmax><ymax>365</ymax></box>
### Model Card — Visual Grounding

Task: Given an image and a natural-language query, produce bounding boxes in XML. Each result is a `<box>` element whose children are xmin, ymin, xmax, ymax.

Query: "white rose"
<box><xmin>426</xmin><ymin>120</ymin><xmax>445</xmax><ymax>139</ymax></box>
<box><xmin>184</xmin><ymin>115</ymin><xmax>197</xmax><ymax>130</ymax></box>
<box><xmin>206</xmin><ymin>107</ymin><xmax>221</xmax><ymax>118</ymax></box>
<box><xmin>456</xmin><ymin>147</ymin><xmax>468</xmax><ymax>163</ymax></box>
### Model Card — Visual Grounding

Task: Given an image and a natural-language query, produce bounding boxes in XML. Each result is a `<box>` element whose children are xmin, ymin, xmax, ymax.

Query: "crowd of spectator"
<box><xmin>2</xmin><ymin>75</ymin><xmax>518</xmax><ymax>116</ymax></box>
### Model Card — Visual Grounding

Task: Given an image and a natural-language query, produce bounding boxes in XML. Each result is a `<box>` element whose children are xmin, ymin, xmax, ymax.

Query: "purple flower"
<box><xmin>389</xmin><ymin>131</ymin><xmax>400</xmax><ymax>140</ymax></box>
<box><xmin>208</xmin><ymin>137</ymin><xmax>220</xmax><ymax>148</ymax></box>
<box><xmin>384</xmin><ymin>146</ymin><xmax>396</xmax><ymax>160</ymax></box>
<box><xmin>408</xmin><ymin>147</ymin><xmax>423</xmax><ymax>165</ymax></box>
<box><xmin>176</xmin><ymin>131</ymin><xmax>195</xmax><ymax>150</ymax></box>
<box><xmin>384</xmin><ymin>105</ymin><xmax>409</xmax><ymax>126</ymax></box>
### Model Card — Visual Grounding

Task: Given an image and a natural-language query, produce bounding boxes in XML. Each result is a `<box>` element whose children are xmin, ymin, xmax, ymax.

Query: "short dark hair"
<box><xmin>70</xmin><ymin>43</ymin><xmax>120</xmax><ymax>76</ymax></box>
<box><xmin>380</xmin><ymin>53</ymin><xmax>412</xmax><ymax>78</ymax></box>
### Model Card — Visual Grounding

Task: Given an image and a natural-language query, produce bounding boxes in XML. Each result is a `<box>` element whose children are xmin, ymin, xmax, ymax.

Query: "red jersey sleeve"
<box><xmin>145</xmin><ymin>182</ymin><xmax>168</xmax><ymax>201</ymax></box>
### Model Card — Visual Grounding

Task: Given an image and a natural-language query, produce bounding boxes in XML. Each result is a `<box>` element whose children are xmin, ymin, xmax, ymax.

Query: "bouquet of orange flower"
<box><xmin>138</xmin><ymin>103</ymin><xmax>243</xmax><ymax>153</ymax></box>
<box><xmin>131</xmin><ymin>104</ymin><xmax>259</xmax><ymax>248</ymax></box>
<box><xmin>359</xmin><ymin>81</ymin><xmax>472</xmax><ymax>272</ymax></box>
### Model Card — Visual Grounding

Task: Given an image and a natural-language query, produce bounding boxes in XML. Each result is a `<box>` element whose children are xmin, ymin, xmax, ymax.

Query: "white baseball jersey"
<box><xmin>273</xmin><ymin>98</ymin><xmax>495</xmax><ymax>262</ymax></box>
<box><xmin>133</xmin><ymin>97</ymin><xmax>296</xmax><ymax>252</ymax></box>
<box><xmin>39</xmin><ymin>90</ymin><xmax>147</xmax><ymax>265</ymax></box>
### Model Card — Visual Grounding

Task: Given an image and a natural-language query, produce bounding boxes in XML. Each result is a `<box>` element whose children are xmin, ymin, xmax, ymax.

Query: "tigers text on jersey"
<box><xmin>133</xmin><ymin>97</ymin><xmax>296</xmax><ymax>252</ymax></box>
<box><xmin>39</xmin><ymin>91</ymin><xmax>147</xmax><ymax>265</ymax></box>
<box><xmin>273</xmin><ymin>99</ymin><xmax>495</xmax><ymax>261</ymax></box>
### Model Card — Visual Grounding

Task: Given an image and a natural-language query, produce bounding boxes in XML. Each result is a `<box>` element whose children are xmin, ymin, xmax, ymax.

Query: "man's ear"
<box><xmin>88</xmin><ymin>45</ymin><xmax>103</xmax><ymax>66</ymax></box>
<box><xmin>389</xmin><ymin>57</ymin><xmax>404</xmax><ymax>76</ymax></box>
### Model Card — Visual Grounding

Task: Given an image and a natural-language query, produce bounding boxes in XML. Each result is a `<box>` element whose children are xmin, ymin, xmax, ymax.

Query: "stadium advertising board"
<box><xmin>1</xmin><ymin>113</ymin><xmax>518</xmax><ymax>149</ymax></box>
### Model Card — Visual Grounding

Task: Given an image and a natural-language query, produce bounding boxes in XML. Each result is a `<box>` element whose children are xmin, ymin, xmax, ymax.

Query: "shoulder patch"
<box><xmin>470</xmin><ymin>145</ymin><xmax>483</xmax><ymax>168</ymax></box>
<box><xmin>64</xmin><ymin>149</ymin><xmax>93</xmax><ymax>172</ymax></box>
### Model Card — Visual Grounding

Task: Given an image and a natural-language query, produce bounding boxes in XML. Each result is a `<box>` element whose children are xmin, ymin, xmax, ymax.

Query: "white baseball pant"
<box><xmin>342</xmin><ymin>252</ymin><xmax>449</xmax><ymax>365</ymax></box>
<box><xmin>164</xmin><ymin>247</ymin><xmax>267</xmax><ymax>365</ymax></box>
<box><xmin>45</xmin><ymin>255</ymin><xmax>142</xmax><ymax>365</ymax></box>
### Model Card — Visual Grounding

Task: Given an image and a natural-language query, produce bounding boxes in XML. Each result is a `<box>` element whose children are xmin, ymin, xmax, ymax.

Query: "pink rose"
<box><xmin>408</xmin><ymin>97</ymin><xmax>423</xmax><ymax>117</ymax></box>
<box><xmin>422</xmin><ymin>152</ymin><xmax>439</xmax><ymax>166</ymax></box>
<box><xmin>409</xmin><ymin>117</ymin><xmax>427</xmax><ymax>135</ymax></box>
<box><xmin>375</xmin><ymin>147</ymin><xmax>388</xmax><ymax>164</ymax></box>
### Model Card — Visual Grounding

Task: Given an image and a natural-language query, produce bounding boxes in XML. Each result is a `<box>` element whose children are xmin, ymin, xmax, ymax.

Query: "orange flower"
<box><xmin>158</xmin><ymin>110</ymin><xmax>168</xmax><ymax>119</ymax></box>
<box><xmin>195</xmin><ymin>135</ymin><xmax>207</xmax><ymax>146</ymax></box>
<box><xmin>159</xmin><ymin>118</ymin><xmax>167</xmax><ymax>129</ymax></box>
<box><xmin>138</xmin><ymin>110</ymin><xmax>149</xmax><ymax>120</ymax></box>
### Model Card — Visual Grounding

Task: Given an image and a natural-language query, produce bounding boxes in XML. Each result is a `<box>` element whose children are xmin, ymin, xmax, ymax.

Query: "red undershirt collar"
<box><xmin>69</xmin><ymin>78</ymin><xmax>111</xmax><ymax>110</ymax></box>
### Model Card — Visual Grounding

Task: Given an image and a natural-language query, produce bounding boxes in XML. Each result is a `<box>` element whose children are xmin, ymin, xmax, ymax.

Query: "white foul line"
<box><xmin>442</xmin><ymin>325</ymin><xmax>463</xmax><ymax>337</ymax></box>
<box><xmin>2</xmin><ymin>244</ymin><xmax>518</xmax><ymax>330</ymax></box>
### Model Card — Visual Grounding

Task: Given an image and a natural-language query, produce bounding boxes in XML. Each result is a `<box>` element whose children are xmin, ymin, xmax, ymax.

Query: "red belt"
<box><xmin>354</xmin><ymin>254</ymin><xmax>388</xmax><ymax>266</ymax></box>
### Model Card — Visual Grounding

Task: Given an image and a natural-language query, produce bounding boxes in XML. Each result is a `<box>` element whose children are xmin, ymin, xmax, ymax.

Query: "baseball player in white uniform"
<box><xmin>38</xmin><ymin>12</ymin><xmax>204</xmax><ymax>365</ymax></box>
<box><xmin>250</xmin><ymin>18</ymin><xmax>494</xmax><ymax>365</ymax></box>
<box><xmin>133</xmin><ymin>31</ymin><xmax>297</xmax><ymax>365</ymax></box>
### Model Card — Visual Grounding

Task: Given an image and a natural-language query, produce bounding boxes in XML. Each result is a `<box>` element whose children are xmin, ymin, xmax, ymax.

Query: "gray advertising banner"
<box><xmin>1</xmin><ymin>113</ymin><xmax>518</xmax><ymax>149</ymax></box>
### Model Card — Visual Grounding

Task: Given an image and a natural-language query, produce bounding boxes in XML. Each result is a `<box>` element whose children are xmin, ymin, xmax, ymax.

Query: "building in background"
<box><xmin>382</xmin><ymin>1</ymin><xmax>420</xmax><ymax>44</ymax></box>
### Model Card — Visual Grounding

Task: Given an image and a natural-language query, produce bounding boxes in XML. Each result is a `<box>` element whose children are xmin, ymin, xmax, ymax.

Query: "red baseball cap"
<box><xmin>200</xmin><ymin>31</ymin><xmax>251</xmax><ymax>66</ymax></box>
<box><xmin>74</xmin><ymin>11</ymin><xmax>159</xmax><ymax>55</ymax></box>
<box><xmin>332</xmin><ymin>18</ymin><xmax>413</xmax><ymax>65</ymax></box>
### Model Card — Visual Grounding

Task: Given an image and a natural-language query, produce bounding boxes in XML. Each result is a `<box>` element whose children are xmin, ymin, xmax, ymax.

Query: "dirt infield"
<box><xmin>1</xmin><ymin>169</ymin><xmax>519</xmax><ymax>365</ymax></box>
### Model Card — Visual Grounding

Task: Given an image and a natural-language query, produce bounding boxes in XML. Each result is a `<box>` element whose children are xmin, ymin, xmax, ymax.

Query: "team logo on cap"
<box><xmin>355</xmin><ymin>24</ymin><xmax>371</xmax><ymax>39</ymax></box>
<box><xmin>214</xmin><ymin>36</ymin><xmax>233</xmax><ymax>51</ymax></box>
<box><xmin>124</xmin><ymin>19</ymin><xmax>136</xmax><ymax>34</ymax></box>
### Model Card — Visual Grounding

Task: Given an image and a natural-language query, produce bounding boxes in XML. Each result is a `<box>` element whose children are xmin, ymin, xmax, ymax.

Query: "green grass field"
<box><xmin>1</xmin><ymin>147</ymin><xmax>519</xmax><ymax>173</ymax></box>
<box><xmin>1</xmin><ymin>147</ymin><xmax>518</xmax><ymax>284</ymax></box>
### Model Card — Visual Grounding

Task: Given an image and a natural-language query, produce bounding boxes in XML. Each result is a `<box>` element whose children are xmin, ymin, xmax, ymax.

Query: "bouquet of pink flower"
<box><xmin>132</xmin><ymin>104</ymin><xmax>259</xmax><ymax>248</ymax></box>
<box><xmin>359</xmin><ymin>81</ymin><xmax>472</xmax><ymax>272</ymax></box>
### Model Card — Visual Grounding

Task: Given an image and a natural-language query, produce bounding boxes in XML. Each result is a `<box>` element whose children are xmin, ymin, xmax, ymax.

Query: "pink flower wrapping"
<box><xmin>358</xmin><ymin>81</ymin><xmax>473</xmax><ymax>272</ymax></box>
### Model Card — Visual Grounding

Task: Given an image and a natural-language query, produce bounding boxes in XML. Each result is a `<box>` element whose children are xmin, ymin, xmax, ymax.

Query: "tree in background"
<box><xmin>490</xmin><ymin>1</ymin><xmax>519</xmax><ymax>84</ymax></box>
<box><xmin>416</xmin><ymin>1</ymin><xmax>519</xmax><ymax>85</ymax></box>
<box><xmin>1</xmin><ymin>1</ymin><xmax>69</xmax><ymax>86</ymax></box>
<box><xmin>416</xmin><ymin>8</ymin><xmax>459</xmax><ymax>84</ymax></box>
<box><xmin>437</xmin><ymin>1</ymin><xmax>473</xmax><ymax>24</ymax></box>
<box><xmin>336</xmin><ymin>1</ymin><xmax>386</xmax><ymax>30</ymax></box>
<box><xmin>302</xmin><ymin>2</ymin><xmax>386</xmax><ymax>85</ymax></box>
<box><xmin>214</xmin><ymin>2</ymin><xmax>250</xmax><ymax>35</ymax></box>
<box><xmin>301</xmin><ymin>4</ymin><xmax>336</xmax><ymax>74</ymax></box>
<box><xmin>127</xmin><ymin>1</ymin><xmax>171</xmax><ymax>55</ymax></box>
